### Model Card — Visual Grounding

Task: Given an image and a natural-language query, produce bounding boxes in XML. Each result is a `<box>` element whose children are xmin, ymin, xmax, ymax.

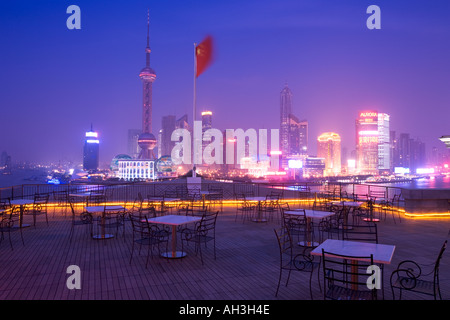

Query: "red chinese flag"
<box><xmin>196</xmin><ymin>35</ymin><xmax>214</xmax><ymax>77</ymax></box>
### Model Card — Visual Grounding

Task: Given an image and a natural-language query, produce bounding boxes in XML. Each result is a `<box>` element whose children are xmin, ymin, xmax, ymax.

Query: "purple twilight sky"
<box><xmin>1</xmin><ymin>0</ymin><xmax>450</xmax><ymax>166</ymax></box>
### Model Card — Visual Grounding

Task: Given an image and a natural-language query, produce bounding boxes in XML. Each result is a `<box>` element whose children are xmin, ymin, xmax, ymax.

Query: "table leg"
<box><xmin>92</xmin><ymin>212</ymin><xmax>114</xmax><ymax>240</ymax></box>
<box><xmin>363</xmin><ymin>208</ymin><xmax>379</xmax><ymax>222</ymax></box>
<box><xmin>161</xmin><ymin>225</ymin><xmax>186</xmax><ymax>258</ymax></box>
<box><xmin>252</xmin><ymin>201</ymin><xmax>267</xmax><ymax>223</ymax></box>
<box><xmin>14</xmin><ymin>205</ymin><xmax>30</xmax><ymax>229</ymax></box>
<box><xmin>351</xmin><ymin>260</ymin><xmax>358</xmax><ymax>290</ymax></box>
<box><xmin>299</xmin><ymin>217</ymin><xmax>318</xmax><ymax>247</ymax></box>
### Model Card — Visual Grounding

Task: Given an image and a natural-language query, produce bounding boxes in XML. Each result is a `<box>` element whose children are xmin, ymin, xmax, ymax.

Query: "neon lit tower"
<box><xmin>280</xmin><ymin>83</ymin><xmax>292</xmax><ymax>168</ymax></box>
<box><xmin>138</xmin><ymin>11</ymin><xmax>157</xmax><ymax>159</ymax></box>
<box><xmin>83</xmin><ymin>124</ymin><xmax>99</xmax><ymax>171</ymax></box>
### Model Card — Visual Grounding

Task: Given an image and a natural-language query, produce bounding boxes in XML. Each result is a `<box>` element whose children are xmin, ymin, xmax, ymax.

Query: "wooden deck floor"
<box><xmin>0</xmin><ymin>203</ymin><xmax>449</xmax><ymax>302</ymax></box>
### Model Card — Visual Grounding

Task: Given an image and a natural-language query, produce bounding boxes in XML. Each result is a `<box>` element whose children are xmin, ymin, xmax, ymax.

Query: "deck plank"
<box><xmin>0</xmin><ymin>204</ymin><xmax>449</xmax><ymax>300</ymax></box>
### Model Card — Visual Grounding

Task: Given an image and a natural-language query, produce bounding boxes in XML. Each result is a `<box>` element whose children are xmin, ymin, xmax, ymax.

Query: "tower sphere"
<box><xmin>139</xmin><ymin>66</ymin><xmax>156</xmax><ymax>81</ymax></box>
<box><xmin>138</xmin><ymin>132</ymin><xmax>157</xmax><ymax>150</ymax></box>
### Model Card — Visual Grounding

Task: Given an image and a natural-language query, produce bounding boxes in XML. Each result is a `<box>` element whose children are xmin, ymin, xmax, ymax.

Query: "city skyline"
<box><xmin>1</xmin><ymin>0</ymin><xmax>450</xmax><ymax>165</ymax></box>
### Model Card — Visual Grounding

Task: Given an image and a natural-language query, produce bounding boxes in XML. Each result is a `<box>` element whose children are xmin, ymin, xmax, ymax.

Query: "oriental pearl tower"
<box><xmin>138</xmin><ymin>11</ymin><xmax>157</xmax><ymax>159</ymax></box>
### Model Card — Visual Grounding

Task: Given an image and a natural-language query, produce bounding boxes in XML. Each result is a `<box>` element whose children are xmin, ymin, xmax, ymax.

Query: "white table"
<box><xmin>311</xmin><ymin>239</ymin><xmax>396</xmax><ymax>290</ymax></box>
<box><xmin>146</xmin><ymin>215</ymin><xmax>202</xmax><ymax>258</ymax></box>
<box><xmin>85</xmin><ymin>205</ymin><xmax>125</xmax><ymax>240</ymax></box>
<box><xmin>10</xmin><ymin>199</ymin><xmax>34</xmax><ymax>228</ymax></box>
<box><xmin>285</xmin><ymin>209</ymin><xmax>335</xmax><ymax>247</ymax></box>
<box><xmin>311</xmin><ymin>239</ymin><xmax>395</xmax><ymax>264</ymax></box>
<box><xmin>246</xmin><ymin>196</ymin><xmax>268</xmax><ymax>222</ymax></box>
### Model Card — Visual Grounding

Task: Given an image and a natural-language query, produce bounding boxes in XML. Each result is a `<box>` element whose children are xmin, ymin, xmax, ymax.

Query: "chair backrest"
<box><xmin>434</xmin><ymin>240</ymin><xmax>447</xmax><ymax>281</ymax></box>
<box><xmin>278</xmin><ymin>202</ymin><xmax>290</xmax><ymax>212</ymax></box>
<box><xmin>88</xmin><ymin>194</ymin><xmax>106</xmax><ymax>206</ymax></box>
<box><xmin>188</xmin><ymin>205</ymin><xmax>209</xmax><ymax>217</ymax></box>
<box><xmin>274</xmin><ymin>227</ymin><xmax>294</xmax><ymax>262</ymax></box>
<box><xmin>128</xmin><ymin>213</ymin><xmax>149</xmax><ymax>235</ymax></box>
<box><xmin>140</xmin><ymin>205</ymin><xmax>157</xmax><ymax>219</ymax></box>
<box><xmin>197</xmin><ymin>211</ymin><xmax>219</xmax><ymax>235</ymax></box>
<box><xmin>321</xmin><ymin>249</ymin><xmax>377</xmax><ymax>300</ymax></box>
<box><xmin>235</xmin><ymin>193</ymin><xmax>248</xmax><ymax>206</ymax></box>
<box><xmin>283</xmin><ymin>210</ymin><xmax>306</xmax><ymax>229</ymax></box>
<box><xmin>34</xmin><ymin>193</ymin><xmax>49</xmax><ymax>204</ymax></box>
<box><xmin>342</xmin><ymin>223</ymin><xmax>378</xmax><ymax>243</ymax></box>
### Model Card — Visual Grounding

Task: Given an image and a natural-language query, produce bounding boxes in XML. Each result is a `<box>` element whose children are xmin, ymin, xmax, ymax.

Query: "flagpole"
<box><xmin>193</xmin><ymin>42</ymin><xmax>197</xmax><ymax>178</ymax></box>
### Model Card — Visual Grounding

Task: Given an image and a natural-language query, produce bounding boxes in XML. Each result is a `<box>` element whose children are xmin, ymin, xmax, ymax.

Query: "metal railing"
<box><xmin>0</xmin><ymin>179</ymin><xmax>405</xmax><ymax>207</ymax></box>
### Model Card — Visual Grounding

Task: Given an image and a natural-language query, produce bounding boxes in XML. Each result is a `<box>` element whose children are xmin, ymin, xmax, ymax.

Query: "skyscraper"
<box><xmin>280</xmin><ymin>84</ymin><xmax>293</xmax><ymax>167</ymax></box>
<box><xmin>201</xmin><ymin>111</ymin><xmax>213</xmax><ymax>165</ymax></box>
<box><xmin>287</xmin><ymin>115</ymin><xmax>308</xmax><ymax>156</ymax></box>
<box><xmin>138</xmin><ymin>11</ymin><xmax>157</xmax><ymax>159</ymax></box>
<box><xmin>317</xmin><ymin>132</ymin><xmax>341</xmax><ymax>176</ymax></box>
<box><xmin>127</xmin><ymin>129</ymin><xmax>142</xmax><ymax>159</ymax></box>
<box><xmin>377</xmin><ymin>113</ymin><xmax>391</xmax><ymax>172</ymax></box>
<box><xmin>161</xmin><ymin>115</ymin><xmax>176</xmax><ymax>157</ymax></box>
<box><xmin>299</xmin><ymin>120</ymin><xmax>308</xmax><ymax>155</ymax></box>
<box><xmin>355</xmin><ymin>111</ymin><xmax>379</xmax><ymax>175</ymax></box>
<box><xmin>83</xmin><ymin>125</ymin><xmax>99</xmax><ymax>171</ymax></box>
<box><xmin>288</xmin><ymin>114</ymin><xmax>301</xmax><ymax>155</ymax></box>
<box><xmin>201</xmin><ymin>111</ymin><xmax>212</xmax><ymax>133</ymax></box>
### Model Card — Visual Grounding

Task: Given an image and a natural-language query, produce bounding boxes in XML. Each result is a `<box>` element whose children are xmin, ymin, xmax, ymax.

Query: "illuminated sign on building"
<box><xmin>288</xmin><ymin>159</ymin><xmax>303</xmax><ymax>169</ymax></box>
<box><xmin>360</xmin><ymin>112</ymin><xmax>378</xmax><ymax>118</ymax></box>
<box><xmin>394</xmin><ymin>167</ymin><xmax>410</xmax><ymax>174</ymax></box>
<box><xmin>358</xmin><ymin>136</ymin><xmax>379</xmax><ymax>144</ymax></box>
<box><xmin>416</xmin><ymin>168</ymin><xmax>435</xmax><ymax>174</ymax></box>
<box><xmin>86</xmin><ymin>131</ymin><xmax>98</xmax><ymax>138</ymax></box>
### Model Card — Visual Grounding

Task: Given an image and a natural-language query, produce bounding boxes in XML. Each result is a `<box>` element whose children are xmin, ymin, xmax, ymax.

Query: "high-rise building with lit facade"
<box><xmin>355</xmin><ymin>111</ymin><xmax>379</xmax><ymax>175</ymax></box>
<box><xmin>83</xmin><ymin>125</ymin><xmax>99</xmax><ymax>171</ymax></box>
<box><xmin>160</xmin><ymin>115</ymin><xmax>176</xmax><ymax>157</ymax></box>
<box><xmin>288</xmin><ymin>114</ymin><xmax>301</xmax><ymax>155</ymax></box>
<box><xmin>299</xmin><ymin>120</ymin><xmax>308</xmax><ymax>155</ymax></box>
<box><xmin>317</xmin><ymin>132</ymin><xmax>341</xmax><ymax>176</ymax></box>
<box><xmin>201</xmin><ymin>111</ymin><xmax>213</xmax><ymax>163</ymax></box>
<box><xmin>127</xmin><ymin>129</ymin><xmax>142</xmax><ymax>159</ymax></box>
<box><xmin>377</xmin><ymin>113</ymin><xmax>391</xmax><ymax>172</ymax></box>
<box><xmin>280</xmin><ymin>84</ymin><xmax>292</xmax><ymax>167</ymax></box>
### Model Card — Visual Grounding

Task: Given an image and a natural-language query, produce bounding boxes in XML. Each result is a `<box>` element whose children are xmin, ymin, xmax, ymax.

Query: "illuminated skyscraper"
<box><xmin>377</xmin><ymin>113</ymin><xmax>391</xmax><ymax>172</ymax></box>
<box><xmin>280</xmin><ymin>84</ymin><xmax>292</xmax><ymax>167</ymax></box>
<box><xmin>299</xmin><ymin>120</ymin><xmax>308</xmax><ymax>155</ymax></box>
<box><xmin>161</xmin><ymin>115</ymin><xmax>176</xmax><ymax>157</ymax></box>
<box><xmin>317</xmin><ymin>132</ymin><xmax>341</xmax><ymax>176</ymax></box>
<box><xmin>202</xmin><ymin>111</ymin><xmax>213</xmax><ymax>160</ymax></box>
<box><xmin>201</xmin><ymin>111</ymin><xmax>212</xmax><ymax>133</ymax></box>
<box><xmin>83</xmin><ymin>125</ymin><xmax>99</xmax><ymax>171</ymax></box>
<box><xmin>138</xmin><ymin>11</ymin><xmax>157</xmax><ymax>159</ymax></box>
<box><xmin>356</xmin><ymin>111</ymin><xmax>379</xmax><ymax>175</ymax></box>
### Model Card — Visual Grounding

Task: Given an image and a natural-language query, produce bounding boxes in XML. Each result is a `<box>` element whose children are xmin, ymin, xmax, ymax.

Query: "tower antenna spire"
<box><xmin>145</xmin><ymin>9</ymin><xmax>150</xmax><ymax>67</ymax></box>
